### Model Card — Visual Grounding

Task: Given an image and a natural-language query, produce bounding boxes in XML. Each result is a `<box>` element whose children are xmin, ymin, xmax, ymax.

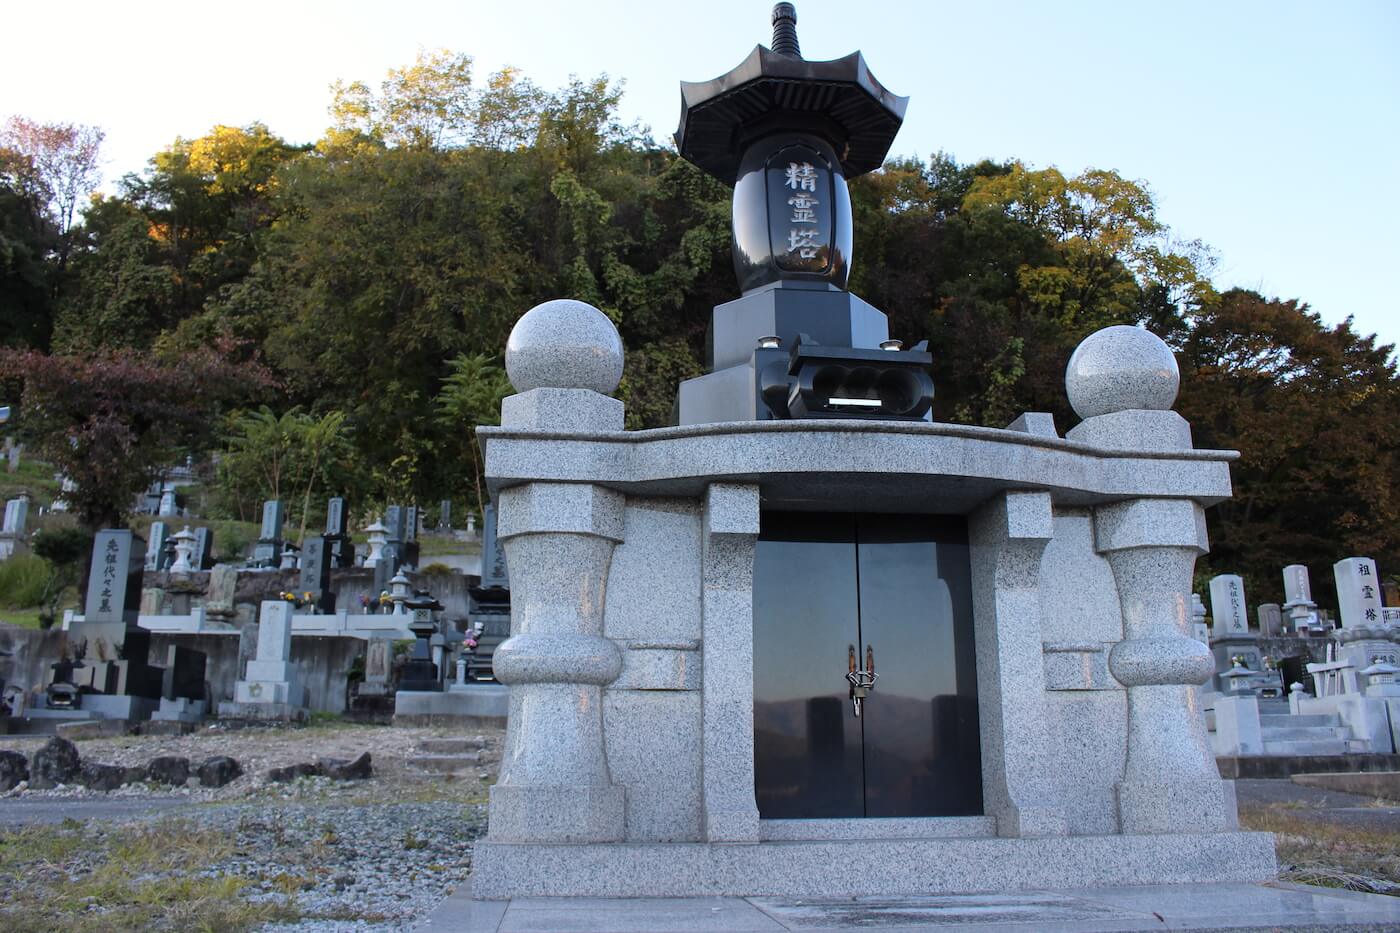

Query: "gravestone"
<box><xmin>403</xmin><ymin>506</ymin><xmax>421</xmax><ymax>568</ymax></box>
<box><xmin>467</xmin><ymin>502</ymin><xmax>512</xmax><ymax>678</ymax></box>
<box><xmin>141</xmin><ymin>480</ymin><xmax>163</xmax><ymax>514</ymax></box>
<box><xmin>481</xmin><ymin>503</ymin><xmax>507</xmax><ymax>587</ymax></box>
<box><xmin>438</xmin><ymin>499</ymin><xmax>452</xmax><ymax>531</ymax></box>
<box><xmin>253</xmin><ymin>500</ymin><xmax>284</xmax><ymax>566</ymax></box>
<box><xmin>84</xmin><ymin>530</ymin><xmax>145</xmax><ymax>624</ymax></box>
<box><xmin>192</xmin><ymin>527</ymin><xmax>215</xmax><ymax>570</ymax></box>
<box><xmin>1208</xmin><ymin>574</ymin><xmax>1260</xmax><ymax>688</ymax></box>
<box><xmin>1256</xmin><ymin>603</ymin><xmax>1283</xmax><ymax>638</ymax></box>
<box><xmin>298</xmin><ymin>536</ymin><xmax>334</xmax><ymax>613</ymax></box>
<box><xmin>358</xmin><ymin>639</ymin><xmax>394</xmax><ymax>698</ymax></box>
<box><xmin>384</xmin><ymin>505</ymin><xmax>406</xmax><ymax>545</ymax></box>
<box><xmin>1334</xmin><ymin>557</ymin><xmax>1384</xmax><ymax>629</ymax></box>
<box><xmin>3</xmin><ymin>497</ymin><xmax>28</xmax><ymax>535</ymax></box>
<box><xmin>1282</xmin><ymin>563</ymin><xmax>1318</xmax><ymax>633</ymax></box>
<box><xmin>205</xmin><ymin>565</ymin><xmax>238</xmax><ymax>620</ymax></box>
<box><xmin>325</xmin><ymin>496</ymin><xmax>355</xmax><ymax>568</ymax></box>
<box><xmin>158</xmin><ymin>484</ymin><xmax>177</xmax><ymax>517</ymax></box>
<box><xmin>0</xmin><ymin>496</ymin><xmax>28</xmax><ymax>560</ymax></box>
<box><xmin>1208</xmin><ymin>574</ymin><xmax>1249</xmax><ymax>637</ymax></box>
<box><xmin>144</xmin><ymin>522</ymin><xmax>169</xmax><ymax>572</ymax></box>
<box><xmin>231</xmin><ymin>600</ymin><xmax>305</xmax><ymax>708</ymax></box>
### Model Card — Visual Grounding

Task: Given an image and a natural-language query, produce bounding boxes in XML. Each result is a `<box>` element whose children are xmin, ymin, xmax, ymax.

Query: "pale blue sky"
<box><xmin>4</xmin><ymin>0</ymin><xmax>1397</xmax><ymax>354</ymax></box>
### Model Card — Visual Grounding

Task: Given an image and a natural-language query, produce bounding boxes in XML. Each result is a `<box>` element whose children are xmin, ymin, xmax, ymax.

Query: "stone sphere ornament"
<box><xmin>1065</xmin><ymin>324</ymin><xmax>1180</xmax><ymax>419</ymax></box>
<box><xmin>505</xmin><ymin>299</ymin><xmax>624</xmax><ymax>395</ymax></box>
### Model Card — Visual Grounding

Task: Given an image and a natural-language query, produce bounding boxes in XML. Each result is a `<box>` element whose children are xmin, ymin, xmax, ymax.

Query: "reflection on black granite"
<box><xmin>753</xmin><ymin>512</ymin><xmax>983</xmax><ymax>819</ymax></box>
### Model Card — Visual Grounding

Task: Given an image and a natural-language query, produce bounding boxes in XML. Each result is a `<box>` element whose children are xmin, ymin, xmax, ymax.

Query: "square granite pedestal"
<box><xmin>468</xmin><ymin>828</ymin><xmax>1277</xmax><ymax>900</ymax></box>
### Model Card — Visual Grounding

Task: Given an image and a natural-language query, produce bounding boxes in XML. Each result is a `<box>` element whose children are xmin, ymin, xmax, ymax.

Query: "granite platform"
<box><xmin>418</xmin><ymin>881</ymin><xmax>1400</xmax><ymax>932</ymax></box>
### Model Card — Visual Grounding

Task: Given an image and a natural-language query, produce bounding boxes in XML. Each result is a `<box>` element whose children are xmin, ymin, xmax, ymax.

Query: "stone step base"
<box><xmin>409</xmin><ymin>753</ymin><xmax>482</xmax><ymax>773</ymax></box>
<box><xmin>1260</xmin><ymin>713</ymin><xmax>1338</xmax><ymax>728</ymax></box>
<box><xmin>419</xmin><ymin>737</ymin><xmax>486</xmax><ymax>755</ymax></box>
<box><xmin>1218</xmin><ymin>752</ymin><xmax>1400</xmax><ymax>779</ymax></box>
<box><xmin>1261</xmin><ymin>725</ymin><xmax>1349</xmax><ymax>742</ymax></box>
<box><xmin>1263</xmin><ymin>739</ymin><xmax>1349</xmax><ymax>756</ymax></box>
<box><xmin>470</xmin><ymin>832</ymin><xmax>1277</xmax><ymax>899</ymax></box>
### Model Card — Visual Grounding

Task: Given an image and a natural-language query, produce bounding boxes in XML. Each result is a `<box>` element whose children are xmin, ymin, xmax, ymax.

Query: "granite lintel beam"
<box><xmin>481</xmin><ymin>422</ymin><xmax>1235</xmax><ymax>507</ymax></box>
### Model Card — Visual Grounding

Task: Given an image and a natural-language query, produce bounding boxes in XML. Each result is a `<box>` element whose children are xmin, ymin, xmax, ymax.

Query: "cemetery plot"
<box><xmin>0</xmin><ymin>720</ymin><xmax>500</xmax><ymax>928</ymax></box>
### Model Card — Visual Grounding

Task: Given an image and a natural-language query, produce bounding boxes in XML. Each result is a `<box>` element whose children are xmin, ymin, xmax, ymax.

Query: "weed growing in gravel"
<box><xmin>0</xmin><ymin>818</ymin><xmax>301</xmax><ymax>931</ymax></box>
<box><xmin>1241</xmin><ymin>804</ymin><xmax>1400</xmax><ymax>896</ymax></box>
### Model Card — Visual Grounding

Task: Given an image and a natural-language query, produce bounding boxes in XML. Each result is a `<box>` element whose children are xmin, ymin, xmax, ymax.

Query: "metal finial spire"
<box><xmin>771</xmin><ymin>3</ymin><xmax>800</xmax><ymax>58</ymax></box>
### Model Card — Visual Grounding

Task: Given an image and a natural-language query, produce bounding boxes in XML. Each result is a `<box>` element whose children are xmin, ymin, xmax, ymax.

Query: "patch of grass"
<box><xmin>1241</xmin><ymin>804</ymin><xmax>1400</xmax><ymax>896</ymax></box>
<box><xmin>0</xmin><ymin>608</ymin><xmax>46</xmax><ymax>629</ymax></box>
<box><xmin>0</xmin><ymin>818</ymin><xmax>300</xmax><ymax>932</ymax></box>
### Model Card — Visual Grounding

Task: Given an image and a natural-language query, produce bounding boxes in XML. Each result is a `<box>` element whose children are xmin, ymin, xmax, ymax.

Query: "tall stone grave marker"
<box><xmin>1282</xmin><ymin>564</ymin><xmax>1318</xmax><ymax>634</ymax></box>
<box><xmin>1256</xmin><ymin>603</ymin><xmax>1283</xmax><ymax>638</ymax></box>
<box><xmin>299</xmin><ymin>536</ymin><xmax>334</xmax><ymax>613</ymax></box>
<box><xmin>158</xmin><ymin>484</ymin><xmax>178</xmax><ymax>517</ymax></box>
<box><xmin>253</xmin><ymin>500</ymin><xmax>284</xmax><ymax>566</ymax></box>
<box><xmin>1334</xmin><ymin>557</ymin><xmax>1384</xmax><ymax>629</ymax></box>
<box><xmin>84</xmin><ymin>530</ymin><xmax>145</xmax><ymax>624</ymax></box>
<box><xmin>403</xmin><ymin>505</ymin><xmax>421</xmax><ymax>569</ymax></box>
<box><xmin>0</xmin><ymin>495</ymin><xmax>28</xmax><ymax>560</ymax></box>
<box><xmin>144</xmin><ymin>522</ymin><xmax>169</xmax><ymax>572</ymax></box>
<box><xmin>1335</xmin><ymin>557</ymin><xmax>1394</xmax><ymax>671</ymax></box>
<box><xmin>437</xmin><ymin>499</ymin><xmax>452</xmax><ymax>531</ymax></box>
<box><xmin>481</xmin><ymin>502</ymin><xmax>507</xmax><ymax>587</ymax></box>
<box><xmin>325</xmin><ymin>496</ymin><xmax>355</xmax><ymax>568</ymax></box>
<box><xmin>3</xmin><ymin>496</ymin><xmax>28</xmax><ymax>536</ymax></box>
<box><xmin>230</xmin><ymin>600</ymin><xmax>305</xmax><ymax>709</ymax></box>
<box><xmin>1208</xmin><ymin>573</ymin><xmax>1261</xmax><ymax>686</ymax></box>
<box><xmin>192</xmin><ymin>526</ymin><xmax>215</xmax><ymax>570</ymax></box>
<box><xmin>1208</xmin><ymin>574</ymin><xmax>1249</xmax><ymax>636</ymax></box>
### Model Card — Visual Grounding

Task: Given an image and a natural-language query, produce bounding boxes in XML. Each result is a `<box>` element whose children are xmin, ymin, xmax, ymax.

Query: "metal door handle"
<box><xmin>846</xmin><ymin>643</ymin><xmax>877</xmax><ymax>717</ymax></box>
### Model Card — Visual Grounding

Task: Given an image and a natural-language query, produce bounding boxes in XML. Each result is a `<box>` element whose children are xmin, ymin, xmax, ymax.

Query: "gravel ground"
<box><xmin>0</xmin><ymin>721</ymin><xmax>502</xmax><ymax>931</ymax></box>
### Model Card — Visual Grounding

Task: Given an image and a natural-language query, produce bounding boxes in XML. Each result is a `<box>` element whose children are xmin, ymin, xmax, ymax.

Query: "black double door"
<box><xmin>753</xmin><ymin>512</ymin><xmax>982</xmax><ymax>819</ymax></box>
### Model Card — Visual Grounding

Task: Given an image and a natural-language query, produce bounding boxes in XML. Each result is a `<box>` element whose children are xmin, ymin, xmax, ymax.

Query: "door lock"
<box><xmin>846</xmin><ymin>643</ymin><xmax>878</xmax><ymax>717</ymax></box>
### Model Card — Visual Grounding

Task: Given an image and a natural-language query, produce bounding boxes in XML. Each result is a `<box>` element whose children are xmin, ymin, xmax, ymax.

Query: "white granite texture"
<box><xmin>604</xmin><ymin>690</ymin><xmax>702</xmax><ymax>841</ymax></box>
<box><xmin>1065</xmin><ymin>324</ymin><xmax>1180</xmax><ymax>419</ymax></box>
<box><xmin>472</xmin><ymin>322</ymin><xmax>1266</xmax><ymax>897</ymax></box>
<box><xmin>489</xmin><ymin>482</ymin><xmax>627</xmax><ymax>844</ymax></box>
<box><xmin>504</xmin><ymin>298</ymin><xmax>624</xmax><ymax>394</ymax></box>
<box><xmin>501</xmin><ymin>387</ymin><xmax>624</xmax><ymax>432</ymax></box>
<box><xmin>968</xmin><ymin>491</ymin><xmax>1068</xmax><ymax>838</ymax></box>
<box><xmin>469</xmin><ymin>832</ymin><xmax>1276</xmax><ymax>898</ymax></box>
<box><xmin>699</xmin><ymin>483</ymin><xmax>761</xmax><ymax>844</ymax></box>
<box><xmin>602</xmin><ymin>498</ymin><xmax>702</xmax><ymax>643</ymax></box>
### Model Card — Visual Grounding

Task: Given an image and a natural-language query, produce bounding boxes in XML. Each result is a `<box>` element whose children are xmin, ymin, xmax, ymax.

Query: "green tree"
<box><xmin>433</xmin><ymin>353</ymin><xmax>511</xmax><ymax>522</ymax></box>
<box><xmin>1177</xmin><ymin>290</ymin><xmax>1400</xmax><ymax>607</ymax></box>
<box><xmin>218</xmin><ymin>406</ymin><xmax>352</xmax><ymax>541</ymax></box>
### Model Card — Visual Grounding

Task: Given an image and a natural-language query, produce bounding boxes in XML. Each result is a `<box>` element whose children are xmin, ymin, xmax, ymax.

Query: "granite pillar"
<box><xmin>700</xmin><ymin>482</ymin><xmax>761</xmax><ymax>843</ymax></box>
<box><xmin>488</xmin><ymin>481</ymin><xmax>626</xmax><ymax>843</ymax></box>
<box><xmin>1094</xmin><ymin>499</ymin><xmax>1236</xmax><ymax>834</ymax></box>
<box><xmin>969</xmin><ymin>490</ymin><xmax>1067</xmax><ymax>837</ymax></box>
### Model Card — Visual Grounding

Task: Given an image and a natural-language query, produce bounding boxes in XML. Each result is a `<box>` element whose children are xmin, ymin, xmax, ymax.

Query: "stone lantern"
<box><xmin>398</xmin><ymin>590</ymin><xmax>445</xmax><ymax>692</ymax></box>
<box><xmin>363</xmin><ymin>519</ymin><xmax>388</xmax><ymax>567</ymax></box>
<box><xmin>389</xmin><ymin>570</ymin><xmax>412</xmax><ymax>615</ymax></box>
<box><xmin>168</xmin><ymin>526</ymin><xmax>197</xmax><ymax>576</ymax></box>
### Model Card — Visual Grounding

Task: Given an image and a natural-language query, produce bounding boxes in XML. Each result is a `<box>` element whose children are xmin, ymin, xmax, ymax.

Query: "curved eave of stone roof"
<box><xmin>675</xmin><ymin>46</ymin><xmax>909</xmax><ymax>185</ymax></box>
<box><xmin>480</xmin><ymin>419</ymin><xmax>1237</xmax><ymax>511</ymax></box>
